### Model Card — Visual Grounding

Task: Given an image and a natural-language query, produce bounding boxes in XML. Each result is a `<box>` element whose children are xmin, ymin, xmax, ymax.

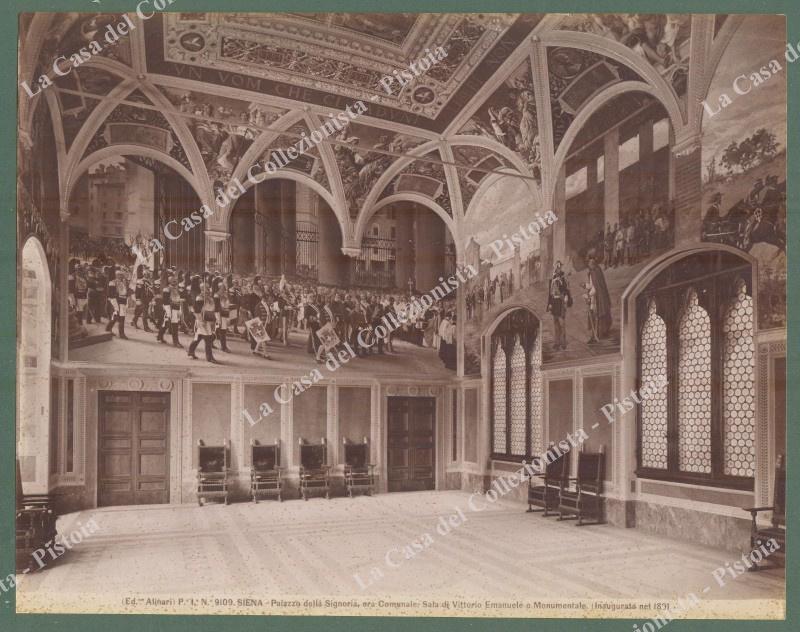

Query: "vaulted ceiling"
<box><xmin>19</xmin><ymin>12</ymin><xmax>742</xmax><ymax>252</ymax></box>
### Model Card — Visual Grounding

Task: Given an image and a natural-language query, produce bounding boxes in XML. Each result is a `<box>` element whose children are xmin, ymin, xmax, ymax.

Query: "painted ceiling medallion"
<box><xmin>412</xmin><ymin>86</ymin><xmax>436</xmax><ymax>105</ymax></box>
<box><xmin>179</xmin><ymin>32</ymin><xmax>207</xmax><ymax>53</ymax></box>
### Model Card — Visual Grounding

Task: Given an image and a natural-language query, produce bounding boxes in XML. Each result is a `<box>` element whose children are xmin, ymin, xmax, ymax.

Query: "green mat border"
<box><xmin>1</xmin><ymin>1</ymin><xmax>796</xmax><ymax>630</ymax></box>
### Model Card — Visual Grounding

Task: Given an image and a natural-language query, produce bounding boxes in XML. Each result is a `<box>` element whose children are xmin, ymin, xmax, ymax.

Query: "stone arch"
<box><xmin>551</xmin><ymin>82</ymin><xmax>681</xmax><ymax>205</ymax></box>
<box><xmin>539</xmin><ymin>29</ymin><xmax>685</xmax><ymax>126</ymax></box>
<box><xmin>617</xmin><ymin>244</ymin><xmax>758</xmax><ymax>494</ymax></box>
<box><xmin>18</xmin><ymin>236</ymin><xmax>53</xmax><ymax>494</ymax></box>
<box><xmin>354</xmin><ymin>193</ymin><xmax>461</xmax><ymax>262</ymax></box>
<box><xmin>65</xmin><ymin>146</ymin><xmax>204</xmax><ymax>215</ymax></box>
<box><xmin>220</xmin><ymin>170</ymin><xmax>344</xmax><ymax>239</ymax></box>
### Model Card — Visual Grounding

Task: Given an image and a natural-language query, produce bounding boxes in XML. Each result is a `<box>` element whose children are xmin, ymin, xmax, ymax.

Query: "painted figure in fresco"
<box><xmin>586</xmin><ymin>256</ymin><xmax>612</xmax><ymax>340</ymax></box>
<box><xmin>546</xmin><ymin>260</ymin><xmax>572</xmax><ymax>350</ymax></box>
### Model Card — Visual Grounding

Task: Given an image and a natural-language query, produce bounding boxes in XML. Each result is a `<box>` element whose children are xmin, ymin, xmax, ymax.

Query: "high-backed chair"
<box><xmin>526</xmin><ymin>448</ymin><xmax>570</xmax><ymax>516</ymax></box>
<box><xmin>745</xmin><ymin>453</ymin><xmax>785</xmax><ymax>569</ymax></box>
<box><xmin>250</xmin><ymin>439</ymin><xmax>283</xmax><ymax>502</ymax></box>
<box><xmin>16</xmin><ymin>459</ymin><xmax>58</xmax><ymax>572</ymax></box>
<box><xmin>558</xmin><ymin>446</ymin><xmax>605</xmax><ymax>526</ymax></box>
<box><xmin>197</xmin><ymin>439</ymin><xmax>229</xmax><ymax>505</ymax></box>
<box><xmin>299</xmin><ymin>438</ymin><xmax>330</xmax><ymax>500</ymax></box>
<box><xmin>343</xmin><ymin>437</ymin><xmax>375</xmax><ymax>497</ymax></box>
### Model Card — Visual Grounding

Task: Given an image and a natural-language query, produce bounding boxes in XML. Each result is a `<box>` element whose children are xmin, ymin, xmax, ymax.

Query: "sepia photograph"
<box><xmin>11</xmin><ymin>4</ymin><xmax>789</xmax><ymax>626</ymax></box>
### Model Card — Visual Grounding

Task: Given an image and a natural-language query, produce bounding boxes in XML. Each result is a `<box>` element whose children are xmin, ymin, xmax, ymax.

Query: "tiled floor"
<box><xmin>16</xmin><ymin>492</ymin><xmax>784</xmax><ymax>617</ymax></box>
<box><xmin>70</xmin><ymin>323</ymin><xmax>453</xmax><ymax>379</ymax></box>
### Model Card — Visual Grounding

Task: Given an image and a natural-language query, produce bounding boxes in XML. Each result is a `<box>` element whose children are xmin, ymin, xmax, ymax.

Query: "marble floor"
<box><xmin>16</xmin><ymin>491</ymin><xmax>784</xmax><ymax>617</ymax></box>
<box><xmin>69</xmin><ymin>322</ymin><xmax>453</xmax><ymax>379</ymax></box>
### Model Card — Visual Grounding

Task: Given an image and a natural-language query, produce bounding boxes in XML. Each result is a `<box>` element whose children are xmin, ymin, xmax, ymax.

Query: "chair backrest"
<box><xmin>773</xmin><ymin>453</ymin><xmax>785</xmax><ymax>527</ymax></box>
<box><xmin>198</xmin><ymin>446</ymin><xmax>226</xmax><ymax>473</ymax></box>
<box><xmin>344</xmin><ymin>443</ymin><xmax>368</xmax><ymax>468</ymax></box>
<box><xmin>252</xmin><ymin>443</ymin><xmax>279</xmax><ymax>471</ymax></box>
<box><xmin>300</xmin><ymin>443</ymin><xmax>326</xmax><ymax>469</ymax></box>
<box><xmin>545</xmin><ymin>448</ymin><xmax>570</xmax><ymax>481</ymax></box>
<box><xmin>577</xmin><ymin>449</ymin><xmax>604</xmax><ymax>492</ymax></box>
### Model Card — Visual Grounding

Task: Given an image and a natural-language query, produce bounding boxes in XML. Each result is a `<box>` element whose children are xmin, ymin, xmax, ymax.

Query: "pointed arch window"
<box><xmin>490</xmin><ymin>309</ymin><xmax>542</xmax><ymax>461</ymax></box>
<box><xmin>635</xmin><ymin>251</ymin><xmax>755</xmax><ymax>489</ymax></box>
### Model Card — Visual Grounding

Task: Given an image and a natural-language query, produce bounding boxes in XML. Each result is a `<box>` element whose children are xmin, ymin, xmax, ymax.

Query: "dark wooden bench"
<box><xmin>16</xmin><ymin>459</ymin><xmax>58</xmax><ymax>572</ymax></box>
<box><xmin>343</xmin><ymin>438</ymin><xmax>376</xmax><ymax>497</ymax></box>
<box><xmin>197</xmin><ymin>440</ymin><xmax>229</xmax><ymax>505</ymax></box>
<box><xmin>299</xmin><ymin>438</ymin><xmax>330</xmax><ymax>500</ymax></box>
<box><xmin>250</xmin><ymin>439</ymin><xmax>283</xmax><ymax>502</ymax></box>
<box><xmin>558</xmin><ymin>446</ymin><xmax>605</xmax><ymax>526</ymax></box>
<box><xmin>525</xmin><ymin>448</ymin><xmax>570</xmax><ymax>516</ymax></box>
<box><xmin>745</xmin><ymin>453</ymin><xmax>785</xmax><ymax>569</ymax></box>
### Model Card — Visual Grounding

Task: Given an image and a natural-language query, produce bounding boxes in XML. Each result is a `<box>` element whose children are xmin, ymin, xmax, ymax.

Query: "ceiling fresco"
<box><xmin>458</xmin><ymin>58</ymin><xmax>541</xmax><ymax>182</ymax></box>
<box><xmin>158</xmin><ymin>86</ymin><xmax>288</xmax><ymax>182</ymax></box>
<box><xmin>328</xmin><ymin>121</ymin><xmax>428</xmax><ymax>218</ymax></box>
<box><xmin>557</xmin><ymin>14</ymin><xmax>690</xmax><ymax>94</ymax></box>
<box><xmin>84</xmin><ymin>102</ymin><xmax>193</xmax><ymax>173</ymax></box>
<box><xmin>155</xmin><ymin>13</ymin><xmax>519</xmax><ymax>122</ymax></box>
<box><xmin>378</xmin><ymin>150</ymin><xmax>454</xmax><ymax>218</ymax></box>
<box><xmin>27</xmin><ymin>12</ymin><xmax>731</xmax><ymax>236</ymax></box>
<box><xmin>547</xmin><ymin>46</ymin><xmax>644</xmax><ymax>150</ymax></box>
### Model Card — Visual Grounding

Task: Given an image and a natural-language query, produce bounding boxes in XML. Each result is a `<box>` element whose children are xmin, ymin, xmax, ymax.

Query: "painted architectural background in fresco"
<box><xmin>701</xmin><ymin>14</ymin><xmax>787</xmax><ymax>330</ymax></box>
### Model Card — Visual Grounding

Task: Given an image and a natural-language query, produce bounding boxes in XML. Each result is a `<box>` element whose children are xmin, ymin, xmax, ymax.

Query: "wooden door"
<box><xmin>98</xmin><ymin>391</ymin><xmax>170</xmax><ymax>506</ymax></box>
<box><xmin>387</xmin><ymin>396</ymin><xmax>436</xmax><ymax>492</ymax></box>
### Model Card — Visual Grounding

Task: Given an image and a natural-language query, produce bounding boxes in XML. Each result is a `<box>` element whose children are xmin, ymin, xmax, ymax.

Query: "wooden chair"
<box><xmin>526</xmin><ymin>448</ymin><xmax>570</xmax><ymax>516</ymax></box>
<box><xmin>197</xmin><ymin>440</ymin><xmax>229</xmax><ymax>505</ymax></box>
<box><xmin>558</xmin><ymin>446</ymin><xmax>605</xmax><ymax>526</ymax></box>
<box><xmin>16</xmin><ymin>459</ymin><xmax>58</xmax><ymax>572</ymax></box>
<box><xmin>744</xmin><ymin>453</ymin><xmax>785</xmax><ymax>569</ymax></box>
<box><xmin>250</xmin><ymin>439</ymin><xmax>283</xmax><ymax>502</ymax></box>
<box><xmin>343</xmin><ymin>437</ymin><xmax>376</xmax><ymax>497</ymax></box>
<box><xmin>299</xmin><ymin>438</ymin><xmax>330</xmax><ymax>500</ymax></box>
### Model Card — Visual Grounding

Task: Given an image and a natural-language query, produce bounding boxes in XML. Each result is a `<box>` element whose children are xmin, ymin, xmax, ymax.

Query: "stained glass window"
<box><xmin>529</xmin><ymin>332</ymin><xmax>544</xmax><ymax>456</ymax></box>
<box><xmin>640</xmin><ymin>301</ymin><xmax>668</xmax><ymax>469</ymax></box>
<box><xmin>636</xmin><ymin>251</ymin><xmax>755</xmax><ymax>487</ymax></box>
<box><xmin>677</xmin><ymin>289</ymin><xmax>712</xmax><ymax>474</ymax></box>
<box><xmin>509</xmin><ymin>338</ymin><xmax>527</xmax><ymax>456</ymax></box>
<box><xmin>722</xmin><ymin>280</ymin><xmax>755</xmax><ymax>477</ymax></box>
<box><xmin>492</xmin><ymin>345</ymin><xmax>507</xmax><ymax>454</ymax></box>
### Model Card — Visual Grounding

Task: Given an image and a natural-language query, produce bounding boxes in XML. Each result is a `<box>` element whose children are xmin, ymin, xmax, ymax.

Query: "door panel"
<box><xmin>387</xmin><ymin>396</ymin><xmax>436</xmax><ymax>492</ymax></box>
<box><xmin>98</xmin><ymin>391</ymin><xmax>170</xmax><ymax>506</ymax></box>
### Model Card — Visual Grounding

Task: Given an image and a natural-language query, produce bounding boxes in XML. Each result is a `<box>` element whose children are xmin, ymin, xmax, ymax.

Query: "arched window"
<box><xmin>722</xmin><ymin>279</ymin><xmax>756</xmax><ymax>477</ymax></box>
<box><xmin>677</xmin><ymin>289</ymin><xmax>712</xmax><ymax>474</ymax></box>
<box><xmin>635</xmin><ymin>251</ymin><xmax>755</xmax><ymax>488</ymax></box>
<box><xmin>640</xmin><ymin>301</ymin><xmax>668</xmax><ymax>469</ymax></box>
<box><xmin>490</xmin><ymin>309</ymin><xmax>542</xmax><ymax>460</ymax></box>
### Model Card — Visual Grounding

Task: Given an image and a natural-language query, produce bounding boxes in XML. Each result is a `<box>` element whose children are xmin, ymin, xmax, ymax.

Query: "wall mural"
<box><xmin>547</xmin><ymin>46</ymin><xmax>643</xmax><ymax>150</ymax></box>
<box><xmin>461</xmin><ymin>175</ymin><xmax>547</xmax><ymax>374</ymax></box>
<box><xmin>458</xmin><ymin>58</ymin><xmax>542</xmax><ymax>182</ymax></box>
<box><xmin>18</xmin><ymin>101</ymin><xmax>65</xmax><ymax>357</ymax></box>
<box><xmin>328</xmin><ymin>122</ymin><xmax>427</xmax><ymax>218</ymax></box>
<box><xmin>462</xmin><ymin>91</ymin><xmax>675</xmax><ymax>373</ymax></box>
<box><xmin>158</xmin><ymin>87</ymin><xmax>286</xmax><ymax>183</ymax></box>
<box><xmin>378</xmin><ymin>150</ymin><xmax>454</xmax><ymax>218</ymax></box>
<box><xmin>558</xmin><ymin>14</ymin><xmax>690</xmax><ymax>94</ymax></box>
<box><xmin>701</xmin><ymin>14</ymin><xmax>787</xmax><ymax>329</ymax></box>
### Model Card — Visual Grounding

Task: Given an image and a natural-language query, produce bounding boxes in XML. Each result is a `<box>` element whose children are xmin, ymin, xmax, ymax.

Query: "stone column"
<box><xmin>317</xmin><ymin>200</ymin><xmax>347</xmax><ymax>286</ymax></box>
<box><xmin>603</xmin><ymin>127</ymin><xmax>620</xmax><ymax>227</ymax></box>
<box><xmin>256</xmin><ymin>180</ymin><xmax>282</xmax><ymax>276</ymax></box>
<box><xmin>230</xmin><ymin>188</ymin><xmax>255</xmax><ymax>274</ymax></box>
<box><xmin>639</xmin><ymin>119</ymin><xmax>655</xmax><ymax>208</ymax></box>
<box><xmin>204</xmin><ymin>230</ymin><xmax>232</xmax><ymax>273</ymax></box>
<box><xmin>253</xmin><ymin>211</ymin><xmax>267</xmax><ymax>275</ymax></box>
<box><xmin>414</xmin><ymin>208</ymin><xmax>445</xmax><ymax>292</ymax></box>
<box><xmin>281</xmin><ymin>181</ymin><xmax>297</xmax><ymax>277</ymax></box>
<box><xmin>671</xmin><ymin>133</ymin><xmax>703</xmax><ymax>249</ymax></box>
<box><xmin>394</xmin><ymin>203</ymin><xmax>414</xmax><ymax>290</ymax></box>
